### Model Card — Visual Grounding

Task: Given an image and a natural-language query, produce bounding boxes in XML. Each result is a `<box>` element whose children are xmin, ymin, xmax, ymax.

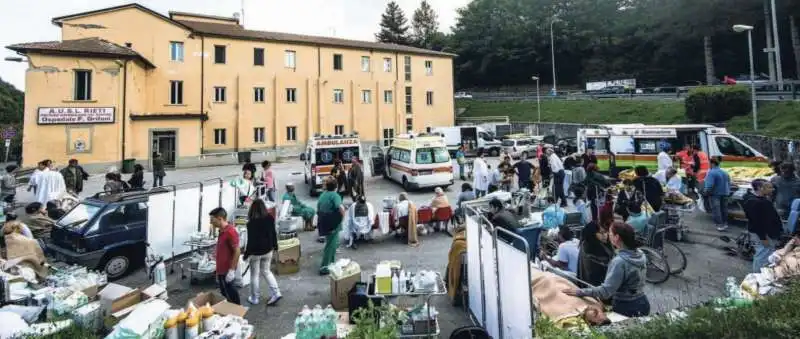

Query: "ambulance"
<box><xmin>371</xmin><ymin>133</ymin><xmax>454</xmax><ymax>191</ymax></box>
<box><xmin>301</xmin><ymin>134</ymin><xmax>362</xmax><ymax>196</ymax></box>
<box><xmin>576</xmin><ymin>124</ymin><xmax>768</xmax><ymax>180</ymax></box>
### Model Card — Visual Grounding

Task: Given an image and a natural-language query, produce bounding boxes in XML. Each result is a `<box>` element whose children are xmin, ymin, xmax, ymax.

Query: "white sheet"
<box><xmin>221</xmin><ymin>182</ymin><xmax>237</xmax><ymax>219</ymax></box>
<box><xmin>173</xmin><ymin>187</ymin><xmax>201</xmax><ymax>256</ymax></box>
<box><xmin>481</xmin><ymin>227</ymin><xmax>499</xmax><ymax>339</ymax></box>
<box><xmin>147</xmin><ymin>192</ymin><xmax>175</xmax><ymax>259</ymax></box>
<box><xmin>466</xmin><ymin>216</ymin><xmax>483</xmax><ymax>326</ymax></box>
<box><xmin>200</xmin><ymin>183</ymin><xmax>222</xmax><ymax>234</ymax></box>
<box><xmin>497</xmin><ymin>240</ymin><xmax>533</xmax><ymax>339</ymax></box>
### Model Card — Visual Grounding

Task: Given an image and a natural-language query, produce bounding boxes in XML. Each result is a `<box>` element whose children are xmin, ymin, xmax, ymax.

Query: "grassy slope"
<box><xmin>457</xmin><ymin>99</ymin><xmax>800</xmax><ymax>138</ymax></box>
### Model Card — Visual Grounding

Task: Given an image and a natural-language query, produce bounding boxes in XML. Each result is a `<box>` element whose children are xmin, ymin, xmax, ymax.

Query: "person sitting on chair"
<box><xmin>489</xmin><ymin>198</ymin><xmax>521</xmax><ymax>242</ymax></box>
<box><xmin>345</xmin><ymin>195</ymin><xmax>374</xmax><ymax>250</ymax></box>
<box><xmin>394</xmin><ymin>192</ymin><xmax>419</xmax><ymax>247</ymax></box>
<box><xmin>540</xmin><ymin>225</ymin><xmax>580</xmax><ymax>276</ymax></box>
<box><xmin>542</xmin><ymin>197</ymin><xmax>567</xmax><ymax>229</ymax></box>
<box><xmin>626</xmin><ymin>204</ymin><xmax>649</xmax><ymax>235</ymax></box>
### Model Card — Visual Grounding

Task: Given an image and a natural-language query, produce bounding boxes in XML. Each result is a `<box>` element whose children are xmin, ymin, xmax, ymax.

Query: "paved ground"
<box><xmin>12</xmin><ymin>158</ymin><xmax>753</xmax><ymax>338</ymax></box>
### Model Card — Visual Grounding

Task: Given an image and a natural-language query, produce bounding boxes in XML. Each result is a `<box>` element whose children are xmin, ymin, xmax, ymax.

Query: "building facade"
<box><xmin>7</xmin><ymin>4</ymin><xmax>455</xmax><ymax>171</ymax></box>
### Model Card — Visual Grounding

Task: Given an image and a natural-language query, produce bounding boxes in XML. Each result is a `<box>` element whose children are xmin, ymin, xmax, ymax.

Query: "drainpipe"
<box><xmin>200</xmin><ymin>36</ymin><xmax>206</xmax><ymax>154</ymax></box>
<box><xmin>235</xmin><ymin>74</ymin><xmax>240</xmax><ymax>152</ymax></box>
<box><xmin>121</xmin><ymin>59</ymin><xmax>129</xmax><ymax>165</ymax></box>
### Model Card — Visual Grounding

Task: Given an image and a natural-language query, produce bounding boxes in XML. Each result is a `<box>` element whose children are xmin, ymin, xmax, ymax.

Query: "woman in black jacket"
<box><xmin>127</xmin><ymin>164</ymin><xmax>145</xmax><ymax>190</ymax></box>
<box><xmin>632</xmin><ymin>166</ymin><xmax>664</xmax><ymax>212</ymax></box>
<box><xmin>244</xmin><ymin>199</ymin><xmax>282</xmax><ymax>306</ymax></box>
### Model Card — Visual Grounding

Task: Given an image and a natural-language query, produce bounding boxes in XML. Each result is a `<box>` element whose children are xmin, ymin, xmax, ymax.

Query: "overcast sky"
<box><xmin>1</xmin><ymin>0</ymin><xmax>469</xmax><ymax>91</ymax></box>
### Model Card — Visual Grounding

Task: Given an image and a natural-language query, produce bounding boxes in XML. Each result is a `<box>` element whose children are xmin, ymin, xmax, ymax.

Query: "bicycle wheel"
<box><xmin>662</xmin><ymin>241</ymin><xmax>688</xmax><ymax>275</ymax></box>
<box><xmin>641</xmin><ymin>247</ymin><xmax>671</xmax><ymax>285</ymax></box>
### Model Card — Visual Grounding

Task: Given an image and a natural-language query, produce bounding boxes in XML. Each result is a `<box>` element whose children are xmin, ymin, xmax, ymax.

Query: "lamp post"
<box><xmin>770</xmin><ymin>0</ymin><xmax>783</xmax><ymax>89</ymax></box>
<box><xmin>733</xmin><ymin>24</ymin><xmax>758</xmax><ymax>131</ymax></box>
<box><xmin>532</xmin><ymin>76</ymin><xmax>541</xmax><ymax>135</ymax></box>
<box><xmin>550</xmin><ymin>17</ymin><xmax>561</xmax><ymax>95</ymax></box>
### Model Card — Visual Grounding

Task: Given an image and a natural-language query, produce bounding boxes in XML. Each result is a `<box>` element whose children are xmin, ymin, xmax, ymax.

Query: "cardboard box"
<box><xmin>193</xmin><ymin>291</ymin><xmax>249</xmax><ymax>318</ymax></box>
<box><xmin>274</xmin><ymin>242</ymin><xmax>301</xmax><ymax>275</ymax></box>
<box><xmin>99</xmin><ymin>284</ymin><xmax>168</xmax><ymax>329</ymax></box>
<box><xmin>330</xmin><ymin>272</ymin><xmax>361</xmax><ymax>310</ymax></box>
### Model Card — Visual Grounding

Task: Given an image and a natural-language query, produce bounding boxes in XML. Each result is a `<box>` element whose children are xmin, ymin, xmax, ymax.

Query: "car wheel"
<box><xmin>101</xmin><ymin>253</ymin><xmax>131</xmax><ymax>280</ymax></box>
<box><xmin>402</xmin><ymin>177</ymin><xmax>411</xmax><ymax>191</ymax></box>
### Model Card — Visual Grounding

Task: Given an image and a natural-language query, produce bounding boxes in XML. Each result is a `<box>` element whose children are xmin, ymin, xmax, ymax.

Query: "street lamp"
<box><xmin>550</xmin><ymin>17</ymin><xmax>561</xmax><ymax>96</ymax></box>
<box><xmin>733</xmin><ymin>24</ymin><xmax>758</xmax><ymax>131</ymax></box>
<box><xmin>532</xmin><ymin>76</ymin><xmax>541</xmax><ymax>135</ymax></box>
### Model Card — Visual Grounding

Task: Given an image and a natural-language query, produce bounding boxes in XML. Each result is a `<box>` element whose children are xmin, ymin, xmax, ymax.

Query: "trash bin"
<box><xmin>237</xmin><ymin>151</ymin><xmax>252</xmax><ymax>164</ymax></box>
<box><xmin>122</xmin><ymin>158</ymin><xmax>136</xmax><ymax>174</ymax></box>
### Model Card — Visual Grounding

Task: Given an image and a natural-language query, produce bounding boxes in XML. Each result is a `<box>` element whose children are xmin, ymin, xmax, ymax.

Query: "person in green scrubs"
<box><xmin>317</xmin><ymin>176</ymin><xmax>345</xmax><ymax>275</ymax></box>
<box><xmin>282</xmin><ymin>183</ymin><xmax>316</xmax><ymax>231</ymax></box>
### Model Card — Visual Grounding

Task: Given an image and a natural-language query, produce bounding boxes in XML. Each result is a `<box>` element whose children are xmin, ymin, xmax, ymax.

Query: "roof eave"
<box><xmin>4</xmin><ymin>46</ymin><xmax>156</xmax><ymax>69</ymax></box>
<box><xmin>50</xmin><ymin>3</ymin><xmax>194</xmax><ymax>32</ymax></box>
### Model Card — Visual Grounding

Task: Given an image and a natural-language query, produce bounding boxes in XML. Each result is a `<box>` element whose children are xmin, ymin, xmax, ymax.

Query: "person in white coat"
<box><xmin>657</xmin><ymin>144</ymin><xmax>672</xmax><ymax>172</ymax></box>
<box><xmin>35</xmin><ymin>160</ymin><xmax>66</xmax><ymax>205</ymax></box>
<box><xmin>472</xmin><ymin>151</ymin><xmax>490</xmax><ymax>198</ymax></box>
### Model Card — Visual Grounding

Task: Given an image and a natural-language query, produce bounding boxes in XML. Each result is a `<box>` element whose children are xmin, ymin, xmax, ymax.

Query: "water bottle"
<box><xmin>311</xmin><ymin>305</ymin><xmax>323</xmax><ymax>338</ymax></box>
<box><xmin>325</xmin><ymin>304</ymin><xmax>337</xmax><ymax>337</ymax></box>
<box><xmin>296</xmin><ymin>305</ymin><xmax>311</xmax><ymax>339</ymax></box>
<box><xmin>725</xmin><ymin>277</ymin><xmax>737</xmax><ymax>299</ymax></box>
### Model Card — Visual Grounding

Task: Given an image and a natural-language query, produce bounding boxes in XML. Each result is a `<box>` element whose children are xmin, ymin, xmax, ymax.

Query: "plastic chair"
<box><xmin>418</xmin><ymin>207</ymin><xmax>433</xmax><ymax>224</ymax></box>
<box><xmin>432</xmin><ymin>206</ymin><xmax>454</xmax><ymax>232</ymax></box>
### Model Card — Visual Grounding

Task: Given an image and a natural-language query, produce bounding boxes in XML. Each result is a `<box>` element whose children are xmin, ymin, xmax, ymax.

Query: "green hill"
<box><xmin>456</xmin><ymin>99</ymin><xmax>800</xmax><ymax>139</ymax></box>
<box><xmin>0</xmin><ymin>77</ymin><xmax>23</xmax><ymax>125</ymax></box>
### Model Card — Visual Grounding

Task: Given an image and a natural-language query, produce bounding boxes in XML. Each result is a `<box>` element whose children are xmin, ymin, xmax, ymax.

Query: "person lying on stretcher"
<box><xmin>530</xmin><ymin>270</ymin><xmax>611</xmax><ymax>327</ymax></box>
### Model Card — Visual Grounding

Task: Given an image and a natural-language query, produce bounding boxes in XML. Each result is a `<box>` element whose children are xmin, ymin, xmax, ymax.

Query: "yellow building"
<box><xmin>7</xmin><ymin>3</ymin><xmax>455</xmax><ymax>172</ymax></box>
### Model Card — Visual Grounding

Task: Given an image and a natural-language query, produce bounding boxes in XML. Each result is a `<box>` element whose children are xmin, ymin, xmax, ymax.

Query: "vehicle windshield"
<box><xmin>416</xmin><ymin>147</ymin><xmax>450</xmax><ymax>164</ymax></box>
<box><xmin>315</xmin><ymin>147</ymin><xmax>360</xmax><ymax>166</ymax></box>
<box><xmin>57</xmin><ymin>202</ymin><xmax>103</xmax><ymax>230</ymax></box>
<box><xmin>502</xmin><ymin>140</ymin><xmax>515</xmax><ymax>146</ymax></box>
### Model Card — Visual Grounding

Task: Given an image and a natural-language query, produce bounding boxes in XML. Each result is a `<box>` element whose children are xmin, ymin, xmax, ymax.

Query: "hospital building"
<box><xmin>7</xmin><ymin>3</ymin><xmax>455</xmax><ymax>172</ymax></box>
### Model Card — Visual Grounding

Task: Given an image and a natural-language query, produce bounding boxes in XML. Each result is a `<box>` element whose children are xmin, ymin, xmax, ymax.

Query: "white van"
<box><xmin>372</xmin><ymin>134</ymin><xmax>454</xmax><ymax>191</ymax></box>
<box><xmin>301</xmin><ymin>134</ymin><xmax>362</xmax><ymax>196</ymax></box>
<box><xmin>576</xmin><ymin>124</ymin><xmax>768</xmax><ymax>174</ymax></box>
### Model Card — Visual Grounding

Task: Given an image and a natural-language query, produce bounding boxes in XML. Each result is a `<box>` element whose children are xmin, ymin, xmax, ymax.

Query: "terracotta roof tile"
<box><xmin>176</xmin><ymin>20</ymin><xmax>455</xmax><ymax>58</ymax></box>
<box><xmin>6</xmin><ymin>37</ymin><xmax>155</xmax><ymax>67</ymax></box>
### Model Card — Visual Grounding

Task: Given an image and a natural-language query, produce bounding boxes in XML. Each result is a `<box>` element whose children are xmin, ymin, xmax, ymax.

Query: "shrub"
<box><xmin>685</xmin><ymin>86</ymin><xmax>751</xmax><ymax>123</ymax></box>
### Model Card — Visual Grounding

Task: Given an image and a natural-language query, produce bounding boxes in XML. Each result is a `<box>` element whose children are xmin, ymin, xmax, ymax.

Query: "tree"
<box><xmin>0</xmin><ymin>77</ymin><xmax>23</xmax><ymax>125</ymax></box>
<box><xmin>376</xmin><ymin>1</ymin><xmax>411</xmax><ymax>45</ymax></box>
<box><xmin>411</xmin><ymin>0</ymin><xmax>440</xmax><ymax>49</ymax></box>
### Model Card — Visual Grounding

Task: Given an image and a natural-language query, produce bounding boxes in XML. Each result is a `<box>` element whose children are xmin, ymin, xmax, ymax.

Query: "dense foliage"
<box><xmin>0</xmin><ymin>77</ymin><xmax>23</xmax><ymax>125</ymax></box>
<box><xmin>685</xmin><ymin>86</ymin><xmax>751</xmax><ymax>123</ymax></box>
<box><xmin>378</xmin><ymin>0</ymin><xmax>800</xmax><ymax>89</ymax></box>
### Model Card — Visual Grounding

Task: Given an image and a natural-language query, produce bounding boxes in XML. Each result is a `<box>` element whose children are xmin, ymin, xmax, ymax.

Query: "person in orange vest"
<box><xmin>677</xmin><ymin>145</ymin><xmax>701</xmax><ymax>193</ymax></box>
<box><xmin>693</xmin><ymin>145</ymin><xmax>710</xmax><ymax>184</ymax></box>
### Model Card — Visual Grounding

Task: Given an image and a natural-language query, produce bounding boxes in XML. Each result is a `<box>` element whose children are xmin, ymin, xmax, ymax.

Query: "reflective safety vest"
<box><xmin>696</xmin><ymin>151</ymin><xmax>710</xmax><ymax>182</ymax></box>
<box><xmin>676</xmin><ymin>150</ymin><xmax>695</xmax><ymax>176</ymax></box>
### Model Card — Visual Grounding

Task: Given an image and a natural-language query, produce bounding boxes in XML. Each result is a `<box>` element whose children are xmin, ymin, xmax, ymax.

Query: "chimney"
<box><xmin>125</xmin><ymin>42</ymin><xmax>132</xmax><ymax>48</ymax></box>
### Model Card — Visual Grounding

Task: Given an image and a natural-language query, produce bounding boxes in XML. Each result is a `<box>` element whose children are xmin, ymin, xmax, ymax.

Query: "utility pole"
<box><xmin>771</xmin><ymin>0</ymin><xmax>784</xmax><ymax>89</ymax></box>
<box><xmin>764</xmin><ymin>0</ymin><xmax>776</xmax><ymax>82</ymax></box>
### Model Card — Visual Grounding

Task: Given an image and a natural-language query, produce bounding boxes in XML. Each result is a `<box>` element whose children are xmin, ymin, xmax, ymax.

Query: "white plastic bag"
<box><xmin>378</xmin><ymin>212</ymin><xmax>390</xmax><ymax>235</ymax></box>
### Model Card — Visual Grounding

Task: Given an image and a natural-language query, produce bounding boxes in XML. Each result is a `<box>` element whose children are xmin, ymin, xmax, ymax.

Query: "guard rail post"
<box><xmin>793</xmin><ymin>83</ymin><xmax>798</xmax><ymax>100</ymax></box>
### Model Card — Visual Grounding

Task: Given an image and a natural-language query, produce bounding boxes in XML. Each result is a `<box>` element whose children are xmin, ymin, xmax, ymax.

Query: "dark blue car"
<box><xmin>48</xmin><ymin>190</ymin><xmax>160</xmax><ymax>280</ymax></box>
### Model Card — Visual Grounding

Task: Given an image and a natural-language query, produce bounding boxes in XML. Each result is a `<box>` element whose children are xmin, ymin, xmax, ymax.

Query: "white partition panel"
<box><xmin>221</xmin><ymin>183</ymin><xmax>237</xmax><ymax>219</ymax></box>
<box><xmin>497</xmin><ymin>240</ymin><xmax>533</xmax><ymax>339</ymax></box>
<box><xmin>481</xmin><ymin>227</ymin><xmax>499</xmax><ymax>339</ymax></box>
<box><xmin>200</xmin><ymin>184</ymin><xmax>221</xmax><ymax>234</ymax></box>
<box><xmin>147</xmin><ymin>192</ymin><xmax>175</xmax><ymax>258</ymax></box>
<box><xmin>173</xmin><ymin>187</ymin><xmax>201</xmax><ymax>256</ymax></box>
<box><xmin>466</xmin><ymin>216</ymin><xmax>483</xmax><ymax>325</ymax></box>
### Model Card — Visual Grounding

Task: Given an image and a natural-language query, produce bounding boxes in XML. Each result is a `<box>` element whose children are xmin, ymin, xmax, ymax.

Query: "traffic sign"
<box><xmin>1</xmin><ymin>127</ymin><xmax>16</xmax><ymax>139</ymax></box>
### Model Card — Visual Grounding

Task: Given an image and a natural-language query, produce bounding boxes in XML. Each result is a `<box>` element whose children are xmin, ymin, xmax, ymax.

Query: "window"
<box><xmin>169</xmin><ymin>80</ymin><xmax>183</xmax><ymax>105</ymax></box>
<box><xmin>391</xmin><ymin>148</ymin><xmax>412</xmax><ymax>163</ymax></box>
<box><xmin>383</xmin><ymin>58</ymin><xmax>393</xmax><ymax>72</ymax></box>
<box><xmin>316</xmin><ymin>147</ymin><xmax>360</xmax><ymax>165</ymax></box>
<box><xmin>214</xmin><ymin>86</ymin><xmax>227</xmax><ymax>102</ymax></box>
<box><xmin>404</xmin><ymin>56</ymin><xmax>412</xmax><ymax>81</ymax></box>
<box><xmin>425</xmin><ymin>91</ymin><xmax>434</xmax><ymax>106</ymax></box>
<box><xmin>334</xmin><ymin>125</ymin><xmax>344</xmax><ymax>135</ymax></box>
<box><xmin>382</xmin><ymin>128</ymin><xmax>395</xmax><ymax>147</ymax></box>
<box><xmin>285</xmin><ymin>50</ymin><xmax>296</xmax><ymax>68</ymax></box>
<box><xmin>214</xmin><ymin>128</ymin><xmax>227</xmax><ymax>145</ymax></box>
<box><xmin>286</xmin><ymin>126</ymin><xmax>298</xmax><ymax>141</ymax></box>
<box><xmin>361</xmin><ymin>56</ymin><xmax>371</xmax><ymax>72</ymax></box>
<box><xmin>73</xmin><ymin>70</ymin><xmax>92</xmax><ymax>101</ymax></box>
<box><xmin>333</xmin><ymin>89</ymin><xmax>344</xmax><ymax>104</ymax></box>
<box><xmin>333</xmin><ymin>54</ymin><xmax>343</xmax><ymax>70</ymax></box>
<box><xmin>254</xmin><ymin>127</ymin><xmax>265</xmax><ymax>143</ymax></box>
<box><xmin>286</xmin><ymin>88</ymin><xmax>297</xmax><ymax>103</ymax></box>
<box><xmin>214</xmin><ymin>45</ymin><xmax>226</xmax><ymax>64</ymax></box>
<box><xmin>170</xmin><ymin>42</ymin><xmax>184</xmax><ymax>62</ymax></box>
<box><xmin>715</xmin><ymin>136</ymin><xmax>754</xmax><ymax>157</ymax></box>
<box><xmin>361</xmin><ymin>90</ymin><xmax>372</xmax><ymax>104</ymax></box>
<box><xmin>404</xmin><ymin>86</ymin><xmax>412</xmax><ymax>114</ymax></box>
<box><xmin>254</xmin><ymin>87</ymin><xmax>265</xmax><ymax>103</ymax></box>
<box><xmin>253</xmin><ymin>48</ymin><xmax>265</xmax><ymax>66</ymax></box>
<box><xmin>425</xmin><ymin>60</ymin><xmax>433</xmax><ymax>75</ymax></box>
<box><xmin>383</xmin><ymin>90</ymin><xmax>393</xmax><ymax>104</ymax></box>
<box><xmin>587</xmin><ymin>138</ymin><xmax>609</xmax><ymax>155</ymax></box>
<box><xmin>634</xmin><ymin>139</ymin><xmax>660</xmax><ymax>154</ymax></box>
<box><xmin>406</xmin><ymin>118</ymin><xmax>413</xmax><ymax>132</ymax></box>
<box><xmin>416</xmin><ymin>147</ymin><xmax>450</xmax><ymax>164</ymax></box>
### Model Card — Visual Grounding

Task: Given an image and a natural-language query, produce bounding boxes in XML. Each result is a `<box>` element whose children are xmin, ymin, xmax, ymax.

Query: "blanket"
<box><xmin>530</xmin><ymin>270</ymin><xmax>602</xmax><ymax>322</ymax></box>
<box><xmin>4</xmin><ymin>233</ymin><xmax>48</xmax><ymax>278</ymax></box>
<box><xmin>447</xmin><ymin>229</ymin><xmax>467</xmax><ymax>300</ymax></box>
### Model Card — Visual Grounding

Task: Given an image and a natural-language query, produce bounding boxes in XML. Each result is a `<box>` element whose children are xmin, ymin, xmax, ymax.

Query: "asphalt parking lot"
<box><xmin>12</xmin><ymin>158</ymin><xmax>752</xmax><ymax>337</ymax></box>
